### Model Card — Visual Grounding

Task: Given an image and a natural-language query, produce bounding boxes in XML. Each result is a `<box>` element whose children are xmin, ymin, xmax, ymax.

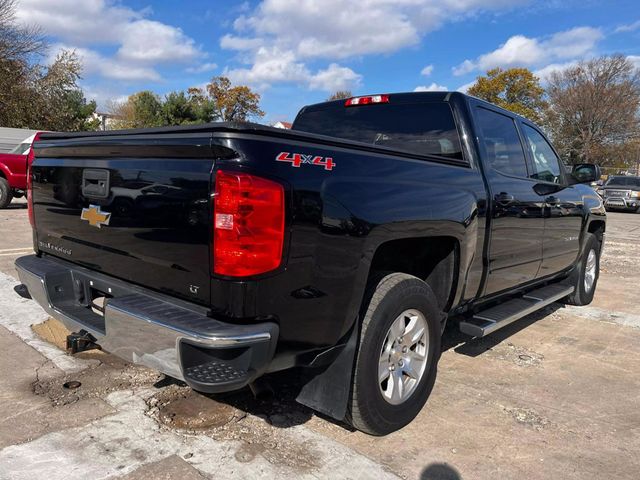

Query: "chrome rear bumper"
<box><xmin>15</xmin><ymin>254</ymin><xmax>278</xmax><ymax>392</ymax></box>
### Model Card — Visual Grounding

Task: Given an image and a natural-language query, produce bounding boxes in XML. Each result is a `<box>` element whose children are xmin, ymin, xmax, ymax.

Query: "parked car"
<box><xmin>600</xmin><ymin>175</ymin><xmax>640</xmax><ymax>212</ymax></box>
<box><xmin>15</xmin><ymin>92</ymin><xmax>605</xmax><ymax>435</ymax></box>
<box><xmin>0</xmin><ymin>133</ymin><xmax>40</xmax><ymax>208</ymax></box>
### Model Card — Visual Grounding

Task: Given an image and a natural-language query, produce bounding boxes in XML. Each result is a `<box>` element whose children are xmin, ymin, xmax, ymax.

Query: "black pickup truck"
<box><xmin>16</xmin><ymin>92</ymin><xmax>605</xmax><ymax>435</ymax></box>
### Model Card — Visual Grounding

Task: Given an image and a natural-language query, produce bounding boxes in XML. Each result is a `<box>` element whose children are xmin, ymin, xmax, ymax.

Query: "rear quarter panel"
<box><xmin>211</xmin><ymin>134</ymin><xmax>488</xmax><ymax>348</ymax></box>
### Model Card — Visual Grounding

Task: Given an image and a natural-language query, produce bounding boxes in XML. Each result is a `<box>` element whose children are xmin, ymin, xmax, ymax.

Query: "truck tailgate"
<box><xmin>31</xmin><ymin>134</ymin><xmax>214</xmax><ymax>305</ymax></box>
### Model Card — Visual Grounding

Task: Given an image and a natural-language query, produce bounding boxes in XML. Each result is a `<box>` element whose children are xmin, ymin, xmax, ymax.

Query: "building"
<box><xmin>0</xmin><ymin>127</ymin><xmax>38</xmax><ymax>153</ymax></box>
<box><xmin>272</xmin><ymin>121</ymin><xmax>293</xmax><ymax>129</ymax></box>
<box><xmin>91</xmin><ymin>112</ymin><xmax>121</xmax><ymax>131</ymax></box>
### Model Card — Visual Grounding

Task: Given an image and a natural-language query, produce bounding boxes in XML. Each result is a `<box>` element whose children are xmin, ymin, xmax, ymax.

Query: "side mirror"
<box><xmin>572</xmin><ymin>163</ymin><xmax>600</xmax><ymax>184</ymax></box>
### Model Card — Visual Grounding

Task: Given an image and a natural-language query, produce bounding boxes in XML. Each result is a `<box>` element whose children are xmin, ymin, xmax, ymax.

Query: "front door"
<box><xmin>519</xmin><ymin>122</ymin><xmax>583</xmax><ymax>276</ymax></box>
<box><xmin>473</xmin><ymin>106</ymin><xmax>546</xmax><ymax>296</ymax></box>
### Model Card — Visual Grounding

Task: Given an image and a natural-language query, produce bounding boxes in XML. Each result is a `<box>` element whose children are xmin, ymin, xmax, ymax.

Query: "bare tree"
<box><xmin>545</xmin><ymin>55</ymin><xmax>640</xmax><ymax>167</ymax></box>
<box><xmin>0</xmin><ymin>0</ymin><xmax>43</xmax><ymax>61</ymax></box>
<box><xmin>327</xmin><ymin>90</ymin><xmax>352</xmax><ymax>101</ymax></box>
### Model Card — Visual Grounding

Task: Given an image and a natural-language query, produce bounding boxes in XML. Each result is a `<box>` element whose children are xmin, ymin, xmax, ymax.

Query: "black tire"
<box><xmin>565</xmin><ymin>233</ymin><xmax>600</xmax><ymax>306</ymax></box>
<box><xmin>0</xmin><ymin>178</ymin><xmax>13</xmax><ymax>209</ymax></box>
<box><xmin>348</xmin><ymin>273</ymin><xmax>442</xmax><ymax>435</ymax></box>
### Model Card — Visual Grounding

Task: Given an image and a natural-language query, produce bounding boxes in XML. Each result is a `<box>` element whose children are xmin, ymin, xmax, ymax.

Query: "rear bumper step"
<box><xmin>15</xmin><ymin>254</ymin><xmax>278</xmax><ymax>393</ymax></box>
<box><xmin>459</xmin><ymin>283</ymin><xmax>574</xmax><ymax>337</ymax></box>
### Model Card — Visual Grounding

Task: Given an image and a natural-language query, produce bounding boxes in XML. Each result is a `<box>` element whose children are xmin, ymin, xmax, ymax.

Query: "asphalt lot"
<box><xmin>0</xmin><ymin>198</ymin><xmax>639</xmax><ymax>479</ymax></box>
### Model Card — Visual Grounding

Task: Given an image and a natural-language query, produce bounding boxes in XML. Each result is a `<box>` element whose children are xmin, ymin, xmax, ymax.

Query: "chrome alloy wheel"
<box><xmin>584</xmin><ymin>248</ymin><xmax>597</xmax><ymax>293</ymax></box>
<box><xmin>378</xmin><ymin>309</ymin><xmax>429</xmax><ymax>405</ymax></box>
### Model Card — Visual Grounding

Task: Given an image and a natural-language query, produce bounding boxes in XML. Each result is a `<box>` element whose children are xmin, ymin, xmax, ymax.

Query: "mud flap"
<box><xmin>295</xmin><ymin>322</ymin><xmax>359</xmax><ymax>421</ymax></box>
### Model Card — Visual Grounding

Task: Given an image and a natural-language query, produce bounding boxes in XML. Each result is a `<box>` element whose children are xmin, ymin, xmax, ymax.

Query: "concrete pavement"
<box><xmin>0</xmin><ymin>202</ymin><xmax>639</xmax><ymax>479</ymax></box>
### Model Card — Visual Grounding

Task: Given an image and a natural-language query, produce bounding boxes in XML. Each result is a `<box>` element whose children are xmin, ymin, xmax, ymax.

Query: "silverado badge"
<box><xmin>81</xmin><ymin>205</ymin><xmax>111</xmax><ymax>228</ymax></box>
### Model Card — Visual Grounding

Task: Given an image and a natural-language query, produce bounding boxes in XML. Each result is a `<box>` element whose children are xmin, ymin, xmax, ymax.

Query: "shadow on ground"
<box><xmin>443</xmin><ymin>303</ymin><xmax>564</xmax><ymax>357</ymax></box>
<box><xmin>421</xmin><ymin>463</ymin><xmax>462</xmax><ymax>480</ymax></box>
<box><xmin>5</xmin><ymin>203</ymin><xmax>27</xmax><ymax>210</ymax></box>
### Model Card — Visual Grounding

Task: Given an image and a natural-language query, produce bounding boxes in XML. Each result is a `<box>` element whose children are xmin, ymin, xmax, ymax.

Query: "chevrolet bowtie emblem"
<box><xmin>81</xmin><ymin>205</ymin><xmax>111</xmax><ymax>228</ymax></box>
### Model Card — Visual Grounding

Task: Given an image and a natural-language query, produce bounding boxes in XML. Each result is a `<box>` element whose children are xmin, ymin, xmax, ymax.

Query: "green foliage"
<box><xmin>110</xmin><ymin>76</ymin><xmax>264</xmax><ymax>129</ymax></box>
<box><xmin>206</xmin><ymin>76</ymin><xmax>264</xmax><ymax>122</ymax></box>
<box><xmin>0</xmin><ymin>1</ymin><xmax>97</xmax><ymax>131</ymax></box>
<box><xmin>467</xmin><ymin>67</ymin><xmax>547</xmax><ymax>124</ymax></box>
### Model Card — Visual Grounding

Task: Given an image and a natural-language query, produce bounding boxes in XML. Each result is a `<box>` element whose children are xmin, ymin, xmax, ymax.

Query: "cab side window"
<box><xmin>476</xmin><ymin>108</ymin><xmax>528</xmax><ymax>178</ymax></box>
<box><xmin>522</xmin><ymin>124</ymin><xmax>563</xmax><ymax>184</ymax></box>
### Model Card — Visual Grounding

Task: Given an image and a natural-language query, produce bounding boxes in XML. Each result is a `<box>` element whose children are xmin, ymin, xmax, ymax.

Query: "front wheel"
<box><xmin>348</xmin><ymin>273</ymin><xmax>442</xmax><ymax>435</ymax></box>
<box><xmin>0</xmin><ymin>178</ymin><xmax>13</xmax><ymax>209</ymax></box>
<box><xmin>566</xmin><ymin>233</ymin><xmax>600</xmax><ymax>306</ymax></box>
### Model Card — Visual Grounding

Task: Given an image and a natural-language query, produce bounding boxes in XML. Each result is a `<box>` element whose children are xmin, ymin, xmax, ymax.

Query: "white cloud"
<box><xmin>309</xmin><ymin>63</ymin><xmax>363</xmax><ymax>92</ymax></box>
<box><xmin>225</xmin><ymin>48</ymin><xmax>361</xmax><ymax>92</ymax></box>
<box><xmin>186</xmin><ymin>63</ymin><xmax>218</xmax><ymax>74</ymax></box>
<box><xmin>456</xmin><ymin>81</ymin><xmax>476</xmax><ymax>93</ymax></box>
<box><xmin>15</xmin><ymin>0</ymin><xmax>205</xmax><ymax>86</ymax></box>
<box><xmin>117</xmin><ymin>20</ymin><xmax>200</xmax><ymax>64</ymax></box>
<box><xmin>15</xmin><ymin>0</ymin><xmax>141</xmax><ymax>45</ymax></box>
<box><xmin>615</xmin><ymin>20</ymin><xmax>640</xmax><ymax>33</ymax></box>
<box><xmin>421</xmin><ymin>64</ymin><xmax>434</xmax><ymax>76</ymax></box>
<box><xmin>49</xmin><ymin>44</ymin><xmax>161</xmax><ymax>82</ymax></box>
<box><xmin>222</xmin><ymin>0</ymin><xmax>531</xmax><ymax>89</ymax></box>
<box><xmin>533</xmin><ymin>61</ymin><xmax>578</xmax><ymax>83</ymax></box>
<box><xmin>453</xmin><ymin>27</ymin><xmax>603</xmax><ymax>76</ymax></box>
<box><xmin>414</xmin><ymin>83</ymin><xmax>448</xmax><ymax>92</ymax></box>
<box><xmin>627</xmin><ymin>55</ymin><xmax>640</xmax><ymax>70</ymax></box>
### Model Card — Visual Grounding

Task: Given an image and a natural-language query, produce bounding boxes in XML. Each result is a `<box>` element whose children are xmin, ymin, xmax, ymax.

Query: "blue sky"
<box><xmin>15</xmin><ymin>0</ymin><xmax>640</xmax><ymax>123</ymax></box>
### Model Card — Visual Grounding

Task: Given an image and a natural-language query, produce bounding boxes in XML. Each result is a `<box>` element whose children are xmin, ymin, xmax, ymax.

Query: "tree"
<box><xmin>206</xmin><ymin>76</ymin><xmax>264</xmax><ymax>122</ymax></box>
<box><xmin>0</xmin><ymin>0</ymin><xmax>43</xmax><ymax>62</ymax></box>
<box><xmin>467</xmin><ymin>68</ymin><xmax>547</xmax><ymax>124</ymax></box>
<box><xmin>162</xmin><ymin>91</ymin><xmax>197</xmax><ymax>125</ymax></box>
<box><xmin>161</xmin><ymin>90</ymin><xmax>216</xmax><ymax>126</ymax></box>
<box><xmin>110</xmin><ymin>91</ymin><xmax>163</xmax><ymax>129</ymax></box>
<box><xmin>327</xmin><ymin>90</ymin><xmax>352</xmax><ymax>101</ymax></box>
<box><xmin>1</xmin><ymin>1</ymin><xmax>97</xmax><ymax>131</ymax></box>
<box><xmin>545</xmin><ymin>55</ymin><xmax>640</xmax><ymax>167</ymax></box>
<box><xmin>36</xmin><ymin>50</ymin><xmax>100</xmax><ymax>131</ymax></box>
<box><xmin>108</xmin><ymin>77</ymin><xmax>264</xmax><ymax>129</ymax></box>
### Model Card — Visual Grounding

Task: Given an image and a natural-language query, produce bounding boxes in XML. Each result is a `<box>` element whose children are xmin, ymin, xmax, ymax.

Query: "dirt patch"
<box><xmin>485</xmin><ymin>342</ymin><xmax>545</xmax><ymax>368</ymax></box>
<box><xmin>500</xmin><ymin>405</ymin><xmax>551</xmax><ymax>430</ymax></box>
<box><xmin>34</xmin><ymin>353</ymin><xmax>161</xmax><ymax>406</ymax></box>
<box><xmin>146</xmin><ymin>383</ymin><xmax>321</xmax><ymax>472</ymax></box>
<box><xmin>150</xmin><ymin>387</ymin><xmax>240</xmax><ymax>430</ymax></box>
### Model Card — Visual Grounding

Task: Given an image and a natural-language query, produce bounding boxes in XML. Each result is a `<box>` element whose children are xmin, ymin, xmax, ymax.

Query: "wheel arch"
<box><xmin>366</xmin><ymin>236</ymin><xmax>460</xmax><ymax>314</ymax></box>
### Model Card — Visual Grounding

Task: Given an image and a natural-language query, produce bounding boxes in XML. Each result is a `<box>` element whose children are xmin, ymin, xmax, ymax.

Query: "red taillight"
<box><xmin>26</xmin><ymin>132</ymin><xmax>41</xmax><ymax>227</ymax></box>
<box><xmin>345</xmin><ymin>94</ymin><xmax>389</xmax><ymax>107</ymax></box>
<box><xmin>213</xmin><ymin>170</ymin><xmax>285</xmax><ymax>277</ymax></box>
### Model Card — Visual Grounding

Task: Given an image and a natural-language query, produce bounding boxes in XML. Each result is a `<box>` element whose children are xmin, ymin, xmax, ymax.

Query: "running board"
<box><xmin>459</xmin><ymin>284</ymin><xmax>574</xmax><ymax>337</ymax></box>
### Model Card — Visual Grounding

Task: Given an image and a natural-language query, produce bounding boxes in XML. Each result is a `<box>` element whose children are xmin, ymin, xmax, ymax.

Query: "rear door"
<box><xmin>473</xmin><ymin>105</ymin><xmax>546</xmax><ymax>295</ymax></box>
<box><xmin>32</xmin><ymin>133</ymin><xmax>214</xmax><ymax>305</ymax></box>
<box><xmin>519</xmin><ymin>122</ymin><xmax>583</xmax><ymax>276</ymax></box>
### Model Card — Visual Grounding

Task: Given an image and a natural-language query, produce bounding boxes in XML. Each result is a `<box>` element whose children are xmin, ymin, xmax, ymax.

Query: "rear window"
<box><xmin>605</xmin><ymin>177</ymin><xmax>640</xmax><ymax>187</ymax></box>
<box><xmin>293</xmin><ymin>102</ymin><xmax>464</xmax><ymax>161</ymax></box>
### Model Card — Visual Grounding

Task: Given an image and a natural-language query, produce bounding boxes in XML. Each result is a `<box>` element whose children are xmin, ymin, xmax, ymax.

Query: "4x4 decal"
<box><xmin>276</xmin><ymin>152</ymin><xmax>335</xmax><ymax>171</ymax></box>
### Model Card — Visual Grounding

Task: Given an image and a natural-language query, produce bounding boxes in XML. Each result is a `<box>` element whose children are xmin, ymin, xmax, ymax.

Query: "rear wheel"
<box><xmin>566</xmin><ymin>233</ymin><xmax>600</xmax><ymax>306</ymax></box>
<box><xmin>348</xmin><ymin>273</ymin><xmax>441</xmax><ymax>435</ymax></box>
<box><xmin>0</xmin><ymin>178</ymin><xmax>13</xmax><ymax>209</ymax></box>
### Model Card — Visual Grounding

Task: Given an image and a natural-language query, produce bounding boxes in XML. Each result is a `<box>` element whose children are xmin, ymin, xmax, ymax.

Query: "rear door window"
<box><xmin>293</xmin><ymin>102</ymin><xmax>464</xmax><ymax>161</ymax></box>
<box><xmin>475</xmin><ymin>108</ymin><xmax>528</xmax><ymax>178</ymax></box>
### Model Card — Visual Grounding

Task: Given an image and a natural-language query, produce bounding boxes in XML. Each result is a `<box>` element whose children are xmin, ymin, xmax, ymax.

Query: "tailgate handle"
<box><xmin>82</xmin><ymin>169</ymin><xmax>110</xmax><ymax>199</ymax></box>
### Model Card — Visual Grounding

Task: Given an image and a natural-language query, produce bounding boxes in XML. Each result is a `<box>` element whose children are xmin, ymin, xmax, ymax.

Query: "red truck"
<box><xmin>0</xmin><ymin>133</ymin><xmax>39</xmax><ymax>208</ymax></box>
